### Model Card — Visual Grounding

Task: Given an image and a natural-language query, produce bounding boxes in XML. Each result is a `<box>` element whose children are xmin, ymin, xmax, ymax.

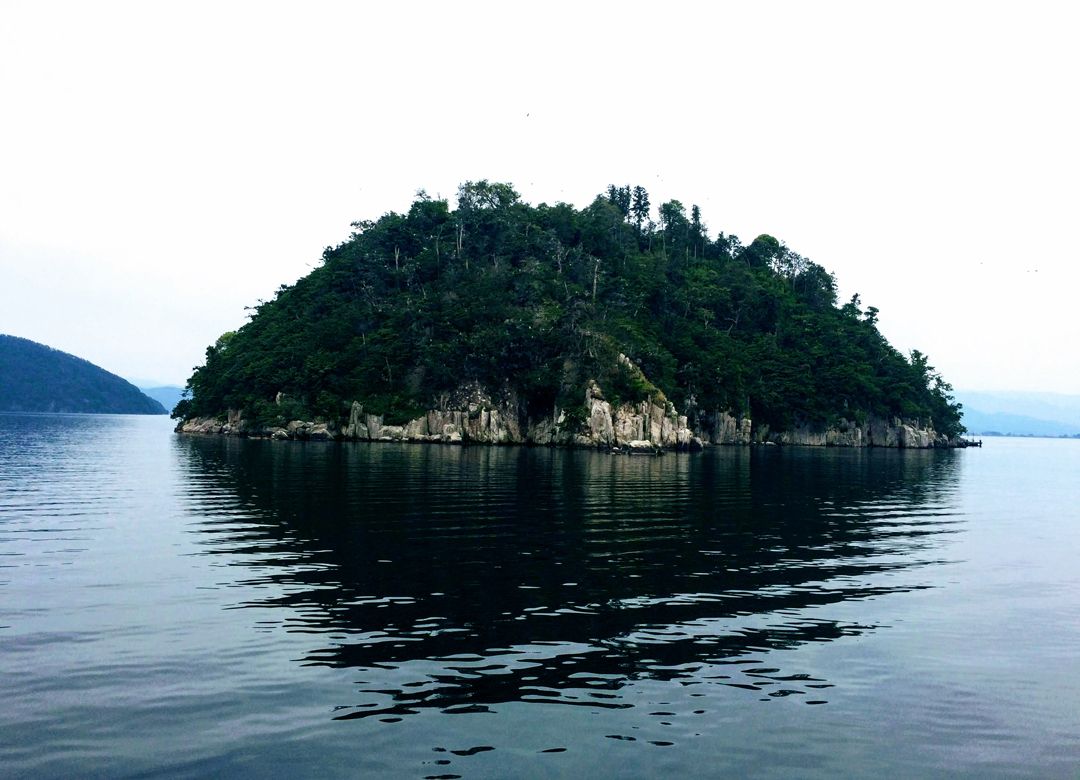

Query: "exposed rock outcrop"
<box><xmin>176</xmin><ymin>360</ymin><xmax>956</xmax><ymax>450</ymax></box>
<box><xmin>178</xmin><ymin>397</ymin><xmax>951</xmax><ymax>451</ymax></box>
<box><xmin>705</xmin><ymin>410</ymin><xmax>753</xmax><ymax>445</ymax></box>
<box><xmin>546</xmin><ymin>379</ymin><xmax>694</xmax><ymax>450</ymax></box>
<box><xmin>751</xmin><ymin>415</ymin><xmax>944</xmax><ymax>449</ymax></box>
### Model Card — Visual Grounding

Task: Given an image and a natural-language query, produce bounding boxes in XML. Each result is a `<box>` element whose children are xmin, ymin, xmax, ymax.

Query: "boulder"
<box><xmin>178</xmin><ymin>417</ymin><xmax>225</xmax><ymax>435</ymax></box>
<box><xmin>378</xmin><ymin>425</ymin><xmax>405</xmax><ymax>441</ymax></box>
<box><xmin>308</xmin><ymin>423</ymin><xmax>334</xmax><ymax>441</ymax></box>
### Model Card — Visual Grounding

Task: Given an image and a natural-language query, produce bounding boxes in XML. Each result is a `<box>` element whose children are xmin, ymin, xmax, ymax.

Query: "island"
<box><xmin>175</xmin><ymin>182</ymin><xmax>966</xmax><ymax>449</ymax></box>
<box><xmin>0</xmin><ymin>335</ymin><xmax>167</xmax><ymax>415</ymax></box>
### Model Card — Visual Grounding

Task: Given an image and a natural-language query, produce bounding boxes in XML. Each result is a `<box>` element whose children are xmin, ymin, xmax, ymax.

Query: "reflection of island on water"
<box><xmin>173</xmin><ymin>438</ymin><xmax>962</xmax><ymax>717</ymax></box>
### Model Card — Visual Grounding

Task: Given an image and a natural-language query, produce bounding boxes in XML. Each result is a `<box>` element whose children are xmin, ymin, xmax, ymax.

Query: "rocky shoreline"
<box><xmin>177</xmin><ymin>374</ymin><xmax>971</xmax><ymax>451</ymax></box>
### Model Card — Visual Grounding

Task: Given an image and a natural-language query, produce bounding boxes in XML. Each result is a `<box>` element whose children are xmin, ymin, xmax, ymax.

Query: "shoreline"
<box><xmin>176</xmin><ymin>414</ymin><xmax>975</xmax><ymax>451</ymax></box>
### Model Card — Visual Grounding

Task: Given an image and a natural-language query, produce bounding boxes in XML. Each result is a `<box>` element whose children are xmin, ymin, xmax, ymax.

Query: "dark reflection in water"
<box><xmin>174</xmin><ymin>439</ymin><xmax>961</xmax><ymax>720</ymax></box>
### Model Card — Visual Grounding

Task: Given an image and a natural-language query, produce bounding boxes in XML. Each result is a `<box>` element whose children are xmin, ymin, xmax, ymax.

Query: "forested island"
<box><xmin>0</xmin><ymin>335</ymin><xmax>166</xmax><ymax>415</ymax></box>
<box><xmin>175</xmin><ymin>182</ymin><xmax>964</xmax><ymax>449</ymax></box>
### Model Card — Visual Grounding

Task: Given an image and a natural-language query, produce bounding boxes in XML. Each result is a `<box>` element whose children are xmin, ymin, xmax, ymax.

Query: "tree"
<box><xmin>792</xmin><ymin>262</ymin><xmax>837</xmax><ymax>309</ymax></box>
<box><xmin>740</xmin><ymin>234</ymin><xmax>783</xmax><ymax>269</ymax></box>
<box><xmin>455</xmin><ymin>181</ymin><xmax>521</xmax><ymax>269</ymax></box>
<box><xmin>690</xmin><ymin>205</ymin><xmax>706</xmax><ymax>259</ymax></box>
<box><xmin>658</xmin><ymin>200</ymin><xmax>686</xmax><ymax>232</ymax></box>
<box><xmin>630</xmin><ymin>186</ymin><xmax>650</xmax><ymax>233</ymax></box>
<box><xmin>456</xmin><ymin>180</ymin><xmax>519</xmax><ymax>211</ymax></box>
<box><xmin>606</xmin><ymin>184</ymin><xmax>631</xmax><ymax>219</ymax></box>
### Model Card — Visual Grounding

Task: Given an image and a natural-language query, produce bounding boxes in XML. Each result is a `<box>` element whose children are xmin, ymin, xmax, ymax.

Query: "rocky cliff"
<box><xmin>178</xmin><ymin>361</ymin><xmax>958</xmax><ymax>450</ymax></box>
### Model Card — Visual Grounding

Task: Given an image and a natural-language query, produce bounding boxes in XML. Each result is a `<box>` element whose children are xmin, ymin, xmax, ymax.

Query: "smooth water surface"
<box><xmin>2</xmin><ymin>414</ymin><xmax>1078</xmax><ymax>777</ymax></box>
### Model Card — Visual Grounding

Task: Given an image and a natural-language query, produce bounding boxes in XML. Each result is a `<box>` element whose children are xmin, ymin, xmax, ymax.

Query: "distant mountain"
<box><xmin>138</xmin><ymin>385</ymin><xmax>186</xmax><ymax>415</ymax></box>
<box><xmin>960</xmin><ymin>410</ymin><xmax>1080</xmax><ymax>437</ymax></box>
<box><xmin>0</xmin><ymin>335</ymin><xmax>167</xmax><ymax>414</ymax></box>
<box><xmin>956</xmin><ymin>390</ymin><xmax>1080</xmax><ymax>436</ymax></box>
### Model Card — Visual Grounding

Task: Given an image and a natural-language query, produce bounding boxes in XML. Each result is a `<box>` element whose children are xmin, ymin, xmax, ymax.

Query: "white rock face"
<box><xmin>177</xmin><ymin>361</ymin><xmax>945</xmax><ymax>450</ymax></box>
<box><xmin>867</xmin><ymin>417</ymin><xmax>900</xmax><ymax>448</ymax></box>
<box><xmin>560</xmin><ymin>378</ymin><xmax>694</xmax><ymax>449</ymax></box>
<box><xmin>708</xmin><ymin>411</ymin><xmax>752</xmax><ymax>445</ymax></box>
<box><xmin>178</xmin><ymin>417</ymin><xmax>226</xmax><ymax>435</ymax></box>
<box><xmin>900</xmin><ymin>423</ymin><xmax>933</xmax><ymax>449</ymax></box>
<box><xmin>825</xmin><ymin>419</ymin><xmax>863</xmax><ymax>447</ymax></box>
<box><xmin>749</xmin><ymin>415</ymin><xmax>939</xmax><ymax>449</ymax></box>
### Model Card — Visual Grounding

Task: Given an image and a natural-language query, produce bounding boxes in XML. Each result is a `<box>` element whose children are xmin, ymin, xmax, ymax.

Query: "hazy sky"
<box><xmin>2</xmin><ymin>1</ymin><xmax>1077</xmax><ymax>392</ymax></box>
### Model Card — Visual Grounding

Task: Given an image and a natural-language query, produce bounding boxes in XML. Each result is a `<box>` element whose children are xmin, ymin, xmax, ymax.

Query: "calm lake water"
<box><xmin>2</xmin><ymin>414</ymin><xmax>1079</xmax><ymax>778</ymax></box>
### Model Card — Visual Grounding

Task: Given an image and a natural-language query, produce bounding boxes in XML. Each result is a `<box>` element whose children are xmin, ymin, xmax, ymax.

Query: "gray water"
<box><xmin>1</xmin><ymin>413</ymin><xmax>1078</xmax><ymax>778</ymax></box>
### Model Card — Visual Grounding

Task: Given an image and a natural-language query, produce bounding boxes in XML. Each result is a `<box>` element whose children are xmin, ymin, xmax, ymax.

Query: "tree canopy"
<box><xmin>176</xmin><ymin>182</ymin><xmax>963</xmax><ymax>438</ymax></box>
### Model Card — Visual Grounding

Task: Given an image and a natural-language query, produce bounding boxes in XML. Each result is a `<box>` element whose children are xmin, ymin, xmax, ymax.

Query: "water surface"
<box><xmin>2</xmin><ymin>414</ymin><xmax>1078</xmax><ymax>777</ymax></box>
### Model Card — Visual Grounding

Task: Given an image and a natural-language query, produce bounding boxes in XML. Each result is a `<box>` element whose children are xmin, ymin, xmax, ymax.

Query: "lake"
<box><xmin>2</xmin><ymin>413</ymin><xmax>1078</xmax><ymax>778</ymax></box>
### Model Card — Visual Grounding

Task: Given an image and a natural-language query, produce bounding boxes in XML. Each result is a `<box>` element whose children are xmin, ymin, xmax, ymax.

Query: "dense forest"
<box><xmin>175</xmin><ymin>182</ymin><xmax>963</xmax><ymax>438</ymax></box>
<box><xmin>0</xmin><ymin>335</ymin><xmax>166</xmax><ymax>414</ymax></box>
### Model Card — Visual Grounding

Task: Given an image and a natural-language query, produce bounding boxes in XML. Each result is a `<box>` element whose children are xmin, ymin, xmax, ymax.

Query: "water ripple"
<box><xmin>7</xmin><ymin>414</ymin><xmax>1079</xmax><ymax>777</ymax></box>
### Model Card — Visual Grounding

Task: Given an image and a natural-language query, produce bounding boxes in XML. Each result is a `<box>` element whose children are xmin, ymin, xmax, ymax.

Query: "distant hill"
<box><xmin>960</xmin><ymin>410</ymin><xmax>1080</xmax><ymax>437</ymax></box>
<box><xmin>956</xmin><ymin>391</ymin><xmax>1080</xmax><ymax>436</ymax></box>
<box><xmin>138</xmin><ymin>385</ymin><xmax>186</xmax><ymax>415</ymax></box>
<box><xmin>0</xmin><ymin>335</ymin><xmax>167</xmax><ymax>414</ymax></box>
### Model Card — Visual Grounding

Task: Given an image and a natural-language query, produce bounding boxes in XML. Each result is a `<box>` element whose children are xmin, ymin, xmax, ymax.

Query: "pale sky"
<box><xmin>1</xmin><ymin>1</ymin><xmax>1077</xmax><ymax>393</ymax></box>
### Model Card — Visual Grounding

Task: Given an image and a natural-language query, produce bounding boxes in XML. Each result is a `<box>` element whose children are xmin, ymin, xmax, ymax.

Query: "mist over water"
<box><xmin>2</xmin><ymin>414</ymin><xmax>1078</xmax><ymax>777</ymax></box>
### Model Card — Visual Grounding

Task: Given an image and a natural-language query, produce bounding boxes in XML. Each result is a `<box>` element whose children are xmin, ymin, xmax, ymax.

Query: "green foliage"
<box><xmin>0</xmin><ymin>335</ymin><xmax>166</xmax><ymax>415</ymax></box>
<box><xmin>559</xmin><ymin>404</ymin><xmax>589</xmax><ymax>433</ymax></box>
<box><xmin>602</xmin><ymin>358</ymin><xmax>664</xmax><ymax>408</ymax></box>
<box><xmin>179</xmin><ymin>182</ymin><xmax>965</xmax><ymax>438</ymax></box>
